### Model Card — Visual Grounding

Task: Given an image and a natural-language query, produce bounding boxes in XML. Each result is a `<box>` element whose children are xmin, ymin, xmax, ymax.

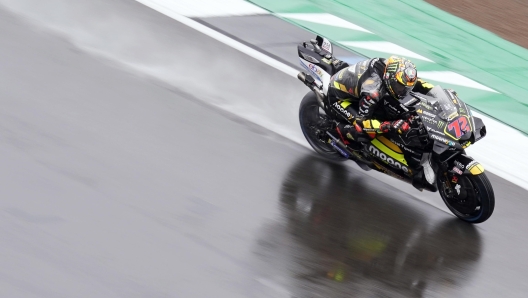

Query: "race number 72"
<box><xmin>447</xmin><ymin>117</ymin><xmax>470</xmax><ymax>139</ymax></box>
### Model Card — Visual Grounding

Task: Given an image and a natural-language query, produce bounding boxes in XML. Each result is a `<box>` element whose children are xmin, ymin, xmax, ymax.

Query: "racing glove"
<box><xmin>352</xmin><ymin>118</ymin><xmax>378</xmax><ymax>140</ymax></box>
<box><xmin>380</xmin><ymin>119</ymin><xmax>410</xmax><ymax>134</ymax></box>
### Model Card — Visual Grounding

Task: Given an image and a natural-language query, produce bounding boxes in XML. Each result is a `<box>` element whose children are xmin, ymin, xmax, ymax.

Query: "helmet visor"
<box><xmin>390</xmin><ymin>80</ymin><xmax>412</xmax><ymax>98</ymax></box>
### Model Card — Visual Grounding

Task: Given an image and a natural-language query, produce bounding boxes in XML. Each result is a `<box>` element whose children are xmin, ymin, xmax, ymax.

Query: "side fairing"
<box><xmin>417</xmin><ymin>88</ymin><xmax>486</xmax><ymax>151</ymax></box>
<box><xmin>367</xmin><ymin>136</ymin><xmax>411</xmax><ymax>175</ymax></box>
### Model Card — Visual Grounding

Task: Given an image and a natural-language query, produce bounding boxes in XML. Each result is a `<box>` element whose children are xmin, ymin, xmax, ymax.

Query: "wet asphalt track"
<box><xmin>2</xmin><ymin>1</ymin><xmax>528</xmax><ymax>297</ymax></box>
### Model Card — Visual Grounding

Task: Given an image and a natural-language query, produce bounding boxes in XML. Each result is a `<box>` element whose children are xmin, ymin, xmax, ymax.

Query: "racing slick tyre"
<box><xmin>437</xmin><ymin>171</ymin><xmax>495</xmax><ymax>224</ymax></box>
<box><xmin>299</xmin><ymin>92</ymin><xmax>347</xmax><ymax>162</ymax></box>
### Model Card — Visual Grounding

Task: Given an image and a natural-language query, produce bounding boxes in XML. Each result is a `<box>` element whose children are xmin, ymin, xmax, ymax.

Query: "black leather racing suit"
<box><xmin>327</xmin><ymin>58</ymin><xmax>433</xmax><ymax>141</ymax></box>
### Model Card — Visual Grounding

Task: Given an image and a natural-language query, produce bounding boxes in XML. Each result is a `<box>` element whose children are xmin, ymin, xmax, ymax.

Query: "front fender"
<box><xmin>452</xmin><ymin>154</ymin><xmax>485</xmax><ymax>175</ymax></box>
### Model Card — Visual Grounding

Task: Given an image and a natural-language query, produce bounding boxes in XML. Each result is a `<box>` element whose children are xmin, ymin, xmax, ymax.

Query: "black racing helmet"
<box><xmin>383</xmin><ymin>56</ymin><xmax>418</xmax><ymax>100</ymax></box>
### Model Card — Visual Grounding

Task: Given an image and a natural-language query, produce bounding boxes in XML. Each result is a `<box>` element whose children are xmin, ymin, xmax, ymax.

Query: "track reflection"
<box><xmin>255</xmin><ymin>155</ymin><xmax>483</xmax><ymax>297</ymax></box>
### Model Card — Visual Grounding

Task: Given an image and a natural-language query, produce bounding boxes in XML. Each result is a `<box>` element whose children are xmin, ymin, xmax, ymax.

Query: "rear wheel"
<box><xmin>299</xmin><ymin>92</ymin><xmax>347</xmax><ymax>162</ymax></box>
<box><xmin>437</xmin><ymin>172</ymin><xmax>495</xmax><ymax>223</ymax></box>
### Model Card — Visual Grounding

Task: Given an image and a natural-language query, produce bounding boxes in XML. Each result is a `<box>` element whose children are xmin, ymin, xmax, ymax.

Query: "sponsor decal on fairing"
<box><xmin>466</xmin><ymin>160</ymin><xmax>479</xmax><ymax>170</ymax></box>
<box><xmin>454</xmin><ymin>160</ymin><xmax>465</xmax><ymax>169</ymax></box>
<box><xmin>430</xmin><ymin>134</ymin><xmax>456</xmax><ymax>146</ymax></box>
<box><xmin>333</xmin><ymin>102</ymin><xmax>352</xmax><ymax>118</ymax></box>
<box><xmin>419</xmin><ymin>101</ymin><xmax>433</xmax><ymax>110</ymax></box>
<box><xmin>452</xmin><ymin>166</ymin><xmax>463</xmax><ymax>175</ymax></box>
<box><xmin>330</xmin><ymin>141</ymin><xmax>349</xmax><ymax>158</ymax></box>
<box><xmin>445</xmin><ymin>116</ymin><xmax>471</xmax><ymax>140</ymax></box>
<box><xmin>321</xmin><ymin>39</ymin><xmax>332</xmax><ymax>52</ymax></box>
<box><xmin>369</xmin><ymin>145</ymin><xmax>409</xmax><ymax>173</ymax></box>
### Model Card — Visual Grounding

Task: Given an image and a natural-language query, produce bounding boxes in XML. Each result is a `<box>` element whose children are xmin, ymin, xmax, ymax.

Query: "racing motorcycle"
<box><xmin>297</xmin><ymin>35</ymin><xmax>494</xmax><ymax>223</ymax></box>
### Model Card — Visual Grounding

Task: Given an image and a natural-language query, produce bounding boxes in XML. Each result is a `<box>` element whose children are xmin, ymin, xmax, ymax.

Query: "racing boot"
<box><xmin>335</xmin><ymin>122</ymin><xmax>372</xmax><ymax>171</ymax></box>
<box><xmin>335</xmin><ymin>122</ymin><xmax>364</xmax><ymax>151</ymax></box>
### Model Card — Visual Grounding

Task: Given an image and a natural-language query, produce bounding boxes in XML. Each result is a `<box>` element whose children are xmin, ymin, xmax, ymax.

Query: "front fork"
<box><xmin>439</xmin><ymin>153</ymin><xmax>484</xmax><ymax>199</ymax></box>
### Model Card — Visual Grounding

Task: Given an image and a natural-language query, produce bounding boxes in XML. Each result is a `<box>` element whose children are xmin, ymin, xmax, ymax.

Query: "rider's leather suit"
<box><xmin>328</xmin><ymin>57</ymin><xmax>434</xmax><ymax>140</ymax></box>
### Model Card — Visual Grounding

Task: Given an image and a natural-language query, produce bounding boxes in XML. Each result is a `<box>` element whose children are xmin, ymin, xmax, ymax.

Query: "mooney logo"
<box><xmin>431</xmin><ymin>134</ymin><xmax>455</xmax><ymax>146</ymax></box>
<box><xmin>369</xmin><ymin>146</ymin><xmax>409</xmax><ymax>173</ymax></box>
<box><xmin>333</xmin><ymin>102</ymin><xmax>352</xmax><ymax>118</ymax></box>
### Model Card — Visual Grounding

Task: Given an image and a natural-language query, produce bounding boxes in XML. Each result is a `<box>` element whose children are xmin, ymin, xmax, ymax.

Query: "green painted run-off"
<box><xmin>248</xmin><ymin>0</ymin><xmax>528</xmax><ymax>134</ymax></box>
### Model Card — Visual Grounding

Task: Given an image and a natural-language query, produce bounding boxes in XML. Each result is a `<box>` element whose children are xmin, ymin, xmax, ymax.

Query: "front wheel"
<box><xmin>437</xmin><ymin>172</ymin><xmax>495</xmax><ymax>223</ymax></box>
<box><xmin>299</xmin><ymin>92</ymin><xmax>347</xmax><ymax>162</ymax></box>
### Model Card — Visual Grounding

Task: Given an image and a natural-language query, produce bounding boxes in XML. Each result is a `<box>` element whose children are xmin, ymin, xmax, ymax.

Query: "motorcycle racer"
<box><xmin>327</xmin><ymin>56</ymin><xmax>434</xmax><ymax>146</ymax></box>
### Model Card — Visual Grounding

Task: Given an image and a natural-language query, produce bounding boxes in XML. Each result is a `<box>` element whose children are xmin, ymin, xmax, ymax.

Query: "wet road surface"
<box><xmin>1</xmin><ymin>1</ymin><xmax>528</xmax><ymax>297</ymax></box>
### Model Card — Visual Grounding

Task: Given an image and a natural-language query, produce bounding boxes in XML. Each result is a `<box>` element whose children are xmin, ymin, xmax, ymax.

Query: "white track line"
<box><xmin>276</xmin><ymin>13</ymin><xmax>372</xmax><ymax>33</ymax></box>
<box><xmin>139</xmin><ymin>0</ymin><xmax>269</xmax><ymax>17</ymax></box>
<box><xmin>134</xmin><ymin>0</ymin><xmax>298</xmax><ymax>77</ymax></box>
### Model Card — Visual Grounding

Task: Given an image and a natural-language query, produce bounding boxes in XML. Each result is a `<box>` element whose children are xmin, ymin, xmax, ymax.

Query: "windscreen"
<box><xmin>425</xmin><ymin>86</ymin><xmax>459</xmax><ymax>121</ymax></box>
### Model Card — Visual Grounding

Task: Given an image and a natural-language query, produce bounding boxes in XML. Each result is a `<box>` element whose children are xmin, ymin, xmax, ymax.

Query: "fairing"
<box><xmin>411</xmin><ymin>86</ymin><xmax>484</xmax><ymax>151</ymax></box>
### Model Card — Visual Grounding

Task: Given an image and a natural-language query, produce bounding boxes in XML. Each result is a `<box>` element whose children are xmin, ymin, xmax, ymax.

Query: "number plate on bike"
<box><xmin>446</xmin><ymin>116</ymin><xmax>471</xmax><ymax>140</ymax></box>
